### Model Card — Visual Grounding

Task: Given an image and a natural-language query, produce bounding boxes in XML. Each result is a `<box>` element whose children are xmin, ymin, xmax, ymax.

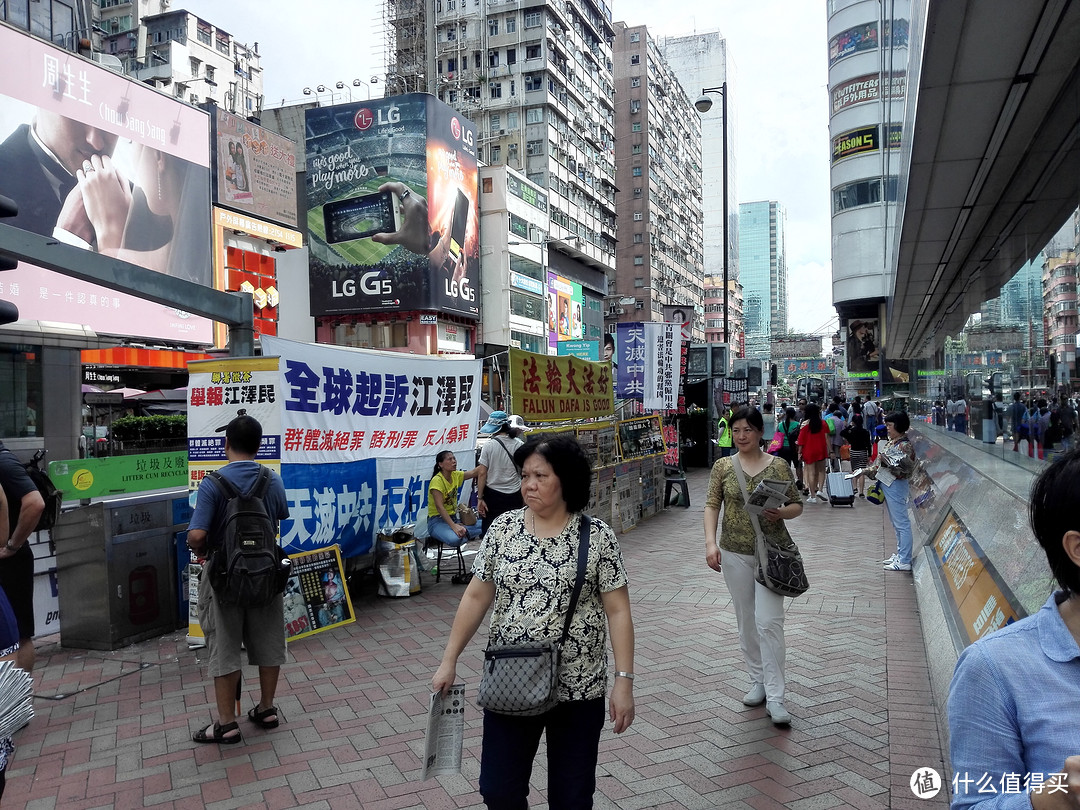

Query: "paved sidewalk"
<box><xmin>14</xmin><ymin>468</ymin><xmax>949</xmax><ymax>809</ymax></box>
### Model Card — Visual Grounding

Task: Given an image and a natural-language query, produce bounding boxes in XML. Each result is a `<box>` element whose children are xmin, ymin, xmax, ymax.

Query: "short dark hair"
<box><xmin>514</xmin><ymin>435</ymin><xmax>592</xmax><ymax>513</ymax></box>
<box><xmin>603</xmin><ymin>333</ymin><xmax>615</xmax><ymax>349</ymax></box>
<box><xmin>730</xmin><ymin>406</ymin><xmax>763</xmax><ymax>432</ymax></box>
<box><xmin>1030</xmin><ymin>448</ymin><xmax>1080</xmax><ymax>592</ymax></box>
<box><xmin>885</xmin><ymin>411</ymin><xmax>910</xmax><ymax>433</ymax></box>
<box><xmin>225</xmin><ymin>415</ymin><xmax>263</xmax><ymax>455</ymax></box>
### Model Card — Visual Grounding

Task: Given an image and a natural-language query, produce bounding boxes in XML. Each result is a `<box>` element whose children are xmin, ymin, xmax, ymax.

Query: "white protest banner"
<box><xmin>644</xmin><ymin>323</ymin><xmax>681</xmax><ymax>411</ymax></box>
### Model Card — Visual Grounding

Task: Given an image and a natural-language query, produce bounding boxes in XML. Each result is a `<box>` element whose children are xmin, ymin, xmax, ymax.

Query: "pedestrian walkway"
<box><xmin>15</xmin><ymin>468</ymin><xmax>948</xmax><ymax>809</ymax></box>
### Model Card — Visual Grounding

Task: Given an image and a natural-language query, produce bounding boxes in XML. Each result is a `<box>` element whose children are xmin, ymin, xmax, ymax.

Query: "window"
<box><xmin>632</xmin><ymin>143</ymin><xmax>642</xmax><ymax>154</ymax></box>
<box><xmin>524</xmin><ymin>74</ymin><xmax>544</xmax><ymax>92</ymax></box>
<box><xmin>634</xmin><ymin>278</ymin><xmax>644</xmax><ymax>287</ymax></box>
<box><xmin>447</xmin><ymin>57</ymin><xmax>457</xmax><ymax>72</ymax></box>
<box><xmin>630</xmin><ymin>32</ymin><xmax>640</xmax><ymax>42</ymax></box>
<box><xmin>632</xmin><ymin>122</ymin><xmax>642</xmax><ymax>132</ymax></box>
<box><xmin>526</xmin><ymin>43</ymin><xmax>541</xmax><ymax>59</ymax></box>
<box><xmin>506</xmin><ymin>15</ymin><xmax>516</xmax><ymax>32</ymax></box>
<box><xmin>482</xmin><ymin>177</ymin><xmax>493</xmax><ymax>193</ymax></box>
<box><xmin>633</xmin><ymin>211</ymin><xmax>643</xmax><ymax>221</ymax></box>
<box><xmin>489</xmin><ymin>50</ymin><xmax>500</xmax><ymax>67</ymax></box>
<box><xmin>526</xmin><ymin>106</ymin><xmax>544</xmax><ymax>123</ymax></box>
<box><xmin>507</xmin><ymin>111</ymin><xmax>519</xmax><ymax>128</ymax></box>
<box><xmin>629</xmin><ymin>100</ymin><xmax>640</xmax><ymax>113</ymax></box>
<box><xmin>633</xmin><ymin>256</ymin><xmax>644</xmax><ymax>265</ymax></box>
<box><xmin>510</xmin><ymin>291</ymin><xmax>544</xmax><ymax>320</ymax></box>
<box><xmin>510</xmin><ymin>254</ymin><xmax>544</xmax><ymax>281</ymax></box>
<box><xmin>446</xmin><ymin>27</ymin><xmax>456</xmax><ymax>41</ymax></box>
<box><xmin>447</xmin><ymin>0</ymin><xmax>455</xmax><ymax>7</ymax></box>
<box><xmin>832</xmin><ymin>176</ymin><xmax>899</xmax><ymax>213</ymax></box>
<box><xmin>524</xmin><ymin>11</ymin><xmax>542</xmax><ymax>27</ymax></box>
<box><xmin>190</xmin><ymin>57</ymin><xmax>200</xmax><ymax>76</ymax></box>
<box><xmin>630</xmin><ymin>77</ymin><xmax>640</xmax><ymax>88</ymax></box>
<box><xmin>205</xmin><ymin>65</ymin><xmax>215</xmax><ymax>83</ymax></box>
<box><xmin>510</xmin><ymin>80</ymin><xmax>516</xmax><ymax>96</ymax></box>
<box><xmin>511</xmin><ymin>330</ymin><xmax>544</xmax><ymax>353</ymax></box>
<box><xmin>490</xmin><ymin>82</ymin><xmax>502</xmax><ymax>98</ymax></box>
<box><xmin>633</xmin><ymin>233</ymin><xmax>643</xmax><ymax>243</ymax></box>
<box><xmin>632</xmin><ymin>167</ymin><xmax>642</xmax><ymax>176</ymax></box>
<box><xmin>475</xmin><ymin>51</ymin><xmax>482</xmax><ymax>68</ymax></box>
<box><xmin>0</xmin><ymin>343</ymin><xmax>42</xmax><ymax>439</ymax></box>
<box><xmin>633</xmin><ymin>188</ymin><xmax>642</xmax><ymax>196</ymax></box>
<box><xmin>197</xmin><ymin>28</ymin><xmax>211</xmax><ymax>46</ymax></box>
<box><xmin>490</xmin><ymin>145</ymin><xmax>502</xmax><ymax>162</ymax></box>
<box><xmin>630</xmin><ymin>55</ymin><xmax>639</xmax><ymax>65</ymax></box>
<box><xmin>488</xmin><ymin>17</ymin><xmax>498</xmax><ymax>35</ymax></box>
<box><xmin>490</xmin><ymin>114</ymin><xmax>501</xmax><ymax>130</ymax></box>
<box><xmin>506</xmin><ymin>48</ymin><xmax>517</xmax><ymax>65</ymax></box>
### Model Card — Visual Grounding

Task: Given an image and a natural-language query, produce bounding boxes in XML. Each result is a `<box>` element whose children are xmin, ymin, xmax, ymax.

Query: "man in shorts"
<box><xmin>186</xmin><ymin>415</ymin><xmax>289</xmax><ymax>745</ymax></box>
<box><xmin>0</xmin><ymin>442</ymin><xmax>44</xmax><ymax>673</ymax></box>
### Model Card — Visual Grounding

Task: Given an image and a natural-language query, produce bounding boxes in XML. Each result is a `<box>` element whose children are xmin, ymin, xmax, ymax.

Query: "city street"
<box><xmin>15</xmin><ymin>468</ymin><xmax>946</xmax><ymax>809</ymax></box>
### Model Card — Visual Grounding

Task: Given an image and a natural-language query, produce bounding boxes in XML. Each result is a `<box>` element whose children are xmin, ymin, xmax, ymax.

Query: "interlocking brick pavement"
<box><xmin>11</xmin><ymin>467</ymin><xmax>949</xmax><ymax>808</ymax></box>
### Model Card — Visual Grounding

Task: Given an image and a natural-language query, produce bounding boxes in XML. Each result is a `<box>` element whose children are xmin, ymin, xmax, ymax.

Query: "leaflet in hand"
<box><xmin>0</xmin><ymin>661</ymin><xmax>33</xmax><ymax>739</ymax></box>
<box><xmin>422</xmin><ymin>684</ymin><xmax>466</xmax><ymax>780</ymax></box>
<box><xmin>746</xmin><ymin>478</ymin><xmax>791</xmax><ymax>514</ymax></box>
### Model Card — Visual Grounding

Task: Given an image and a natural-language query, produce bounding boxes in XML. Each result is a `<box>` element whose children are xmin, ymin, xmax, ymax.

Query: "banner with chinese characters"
<box><xmin>189</xmin><ymin>340</ymin><xmax>481</xmax><ymax>559</ymax></box>
<box><xmin>644</xmin><ymin>323</ymin><xmax>681</xmax><ymax>410</ymax></box>
<box><xmin>780</xmin><ymin>358</ymin><xmax>833</xmax><ymax>376</ymax></box>
<box><xmin>615</xmin><ymin>322</ymin><xmax>646</xmax><ymax>398</ymax></box>
<box><xmin>509</xmin><ymin>348</ymin><xmax>614</xmax><ymax>422</ymax></box>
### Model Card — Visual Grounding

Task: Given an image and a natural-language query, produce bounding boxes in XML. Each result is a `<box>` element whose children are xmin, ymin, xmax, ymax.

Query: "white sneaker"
<box><xmin>742</xmin><ymin>683</ymin><xmax>766</xmax><ymax>706</ymax></box>
<box><xmin>817</xmin><ymin>491</ymin><xmax>828</xmax><ymax>500</ymax></box>
<box><xmin>884</xmin><ymin>559</ymin><xmax>912</xmax><ymax>572</ymax></box>
<box><xmin>805</xmin><ymin>496</ymin><xmax>818</xmax><ymax>504</ymax></box>
<box><xmin>882</xmin><ymin>553</ymin><xmax>898</xmax><ymax>565</ymax></box>
<box><xmin>766</xmin><ymin>700</ymin><xmax>791</xmax><ymax>726</ymax></box>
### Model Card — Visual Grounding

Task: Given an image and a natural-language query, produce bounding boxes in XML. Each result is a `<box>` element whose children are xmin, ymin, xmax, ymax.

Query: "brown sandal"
<box><xmin>192</xmin><ymin>720</ymin><xmax>242</xmax><ymax>745</ymax></box>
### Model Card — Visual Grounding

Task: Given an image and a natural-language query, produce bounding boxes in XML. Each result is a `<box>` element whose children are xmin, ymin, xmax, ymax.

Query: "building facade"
<box><xmin>827</xmin><ymin>0</ymin><xmax>909</xmax><ymax>328</ymax></box>
<box><xmin>738</xmin><ymin>201</ymin><xmax>788</xmax><ymax>360</ymax></box>
<box><xmin>609</xmin><ymin>23</ymin><xmax>703</xmax><ymax>339</ymax></box>
<box><xmin>658</xmin><ymin>31</ymin><xmax>740</xmax><ymax>348</ymax></box>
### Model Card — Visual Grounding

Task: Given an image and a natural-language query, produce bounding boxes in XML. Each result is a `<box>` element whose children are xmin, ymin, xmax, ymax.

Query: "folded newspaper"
<box><xmin>422</xmin><ymin>684</ymin><xmax>466</xmax><ymax>780</ymax></box>
<box><xmin>745</xmin><ymin>479</ymin><xmax>791</xmax><ymax>515</ymax></box>
<box><xmin>0</xmin><ymin>661</ymin><xmax>33</xmax><ymax>738</ymax></box>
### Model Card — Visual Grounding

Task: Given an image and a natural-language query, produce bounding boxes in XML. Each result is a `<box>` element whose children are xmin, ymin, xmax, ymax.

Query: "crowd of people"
<box><xmin>929</xmin><ymin>392</ymin><xmax>1078</xmax><ymax>461</ymax></box>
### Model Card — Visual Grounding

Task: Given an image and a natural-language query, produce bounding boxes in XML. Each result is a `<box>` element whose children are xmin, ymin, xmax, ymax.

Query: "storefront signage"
<box><xmin>831</xmin><ymin>72</ymin><xmax>907</xmax><ymax>114</ymax></box>
<box><xmin>506</xmin><ymin>173</ymin><xmax>548</xmax><ymax>212</ymax></box>
<box><xmin>419</xmin><ymin>314</ymin><xmax>438</xmax><ymax>324</ymax></box>
<box><xmin>509</xmin><ymin>348</ymin><xmax>614</xmax><ymax>421</ymax></box>
<box><xmin>832</xmin><ymin>125</ymin><xmax>879</xmax><ymax>163</ymax></box>
<box><xmin>780</xmin><ymin>358</ymin><xmax>833</xmax><ymax>375</ymax></box>
<box><xmin>213</xmin><ymin>106</ymin><xmax>298</xmax><ymax>228</ymax></box>
<box><xmin>510</xmin><ymin>271</ymin><xmax>544</xmax><ymax>296</ymax></box>
<box><xmin>214</xmin><ymin>208</ymin><xmax>303</xmax><ymax>247</ymax></box>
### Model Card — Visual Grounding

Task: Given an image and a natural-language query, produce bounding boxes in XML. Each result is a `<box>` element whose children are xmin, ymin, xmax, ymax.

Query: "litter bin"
<box><xmin>53</xmin><ymin>490</ymin><xmax>183</xmax><ymax>650</ymax></box>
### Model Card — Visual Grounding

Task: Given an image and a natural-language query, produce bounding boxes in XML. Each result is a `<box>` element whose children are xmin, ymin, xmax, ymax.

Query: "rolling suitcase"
<box><xmin>825</xmin><ymin>470</ymin><xmax>855</xmax><ymax>507</ymax></box>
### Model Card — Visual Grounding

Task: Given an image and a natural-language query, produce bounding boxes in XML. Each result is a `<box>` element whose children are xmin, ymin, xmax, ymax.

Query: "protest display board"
<box><xmin>508</xmin><ymin>348</ymin><xmax>613</xmax><ymax>422</ymax></box>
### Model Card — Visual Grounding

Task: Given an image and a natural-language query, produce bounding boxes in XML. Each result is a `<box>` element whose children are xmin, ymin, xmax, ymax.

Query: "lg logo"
<box><xmin>354</xmin><ymin>108</ymin><xmax>374</xmax><ymax>130</ymax></box>
<box><xmin>331</xmin><ymin>272</ymin><xmax>393</xmax><ymax>297</ymax></box>
<box><xmin>450</xmin><ymin>116</ymin><xmax>475</xmax><ymax>147</ymax></box>
<box><xmin>354</xmin><ymin>105</ymin><xmax>401</xmax><ymax>130</ymax></box>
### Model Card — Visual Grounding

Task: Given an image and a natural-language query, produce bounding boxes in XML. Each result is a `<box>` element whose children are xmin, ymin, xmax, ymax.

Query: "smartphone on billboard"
<box><xmin>446</xmin><ymin>189</ymin><xmax>470</xmax><ymax>266</ymax></box>
<box><xmin>322</xmin><ymin>190</ymin><xmax>402</xmax><ymax>244</ymax></box>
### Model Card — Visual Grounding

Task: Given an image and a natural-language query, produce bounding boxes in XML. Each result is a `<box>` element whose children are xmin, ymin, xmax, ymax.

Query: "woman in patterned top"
<box><xmin>432</xmin><ymin>435</ymin><xmax>635</xmax><ymax>809</ymax></box>
<box><xmin>704</xmin><ymin>407</ymin><xmax>804</xmax><ymax>726</ymax></box>
<box><xmin>869</xmin><ymin>411</ymin><xmax>919</xmax><ymax>572</ymax></box>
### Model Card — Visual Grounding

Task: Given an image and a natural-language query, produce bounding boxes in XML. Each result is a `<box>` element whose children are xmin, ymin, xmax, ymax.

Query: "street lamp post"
<box><xmin>695</xmin><ymin>82</ymin><xmax>729</xmax><ymax>345</ymax></box>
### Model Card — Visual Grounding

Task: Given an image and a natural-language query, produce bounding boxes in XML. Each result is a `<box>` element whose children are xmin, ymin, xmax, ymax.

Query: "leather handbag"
<box><xmin>731</xmin><ymin>457</ymin><xmax>809</xmax><ymax>598</ymax></box>
<box><xmin>458</xmin><ymin>506</ymin><xmax>478</xmax><ymax>526</ymax></box>
<box><xmin>476</xmin><ymin>515</ymin><xmax>591</xmax><ymax>716</ymax></box>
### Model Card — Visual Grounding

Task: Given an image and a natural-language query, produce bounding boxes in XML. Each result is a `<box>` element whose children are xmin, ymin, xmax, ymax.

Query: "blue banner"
<box><xmin>615</xmin><ymin>322</ymin><xmax>646</xmax><ymax>399</ymax></box>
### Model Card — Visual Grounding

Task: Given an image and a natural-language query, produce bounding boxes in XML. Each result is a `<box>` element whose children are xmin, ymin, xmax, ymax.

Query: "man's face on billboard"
<box><xmin>34</xmin><ymin>111</ymin><xmax>119</xmax><ymax>174</ymax></box>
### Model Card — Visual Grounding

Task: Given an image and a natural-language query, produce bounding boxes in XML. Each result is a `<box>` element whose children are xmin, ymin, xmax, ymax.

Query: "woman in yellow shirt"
<box><xmin>428</xmin><ymin>450</ymin><xmax>483</xmax><ymax>546</ymax></box>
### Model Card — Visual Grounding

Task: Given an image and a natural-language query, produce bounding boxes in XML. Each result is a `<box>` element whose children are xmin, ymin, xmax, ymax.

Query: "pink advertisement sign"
<box><xmin>0</xmin><ymin>26</ymin><xmax>212</xmax><ymax>343</ymax></box>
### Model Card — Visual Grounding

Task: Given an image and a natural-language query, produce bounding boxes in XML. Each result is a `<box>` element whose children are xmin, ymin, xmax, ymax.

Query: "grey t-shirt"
<box><xmin>478</xmin><ymin>435</ymin><xmax>524</xmax><ymax>494</ymax></box>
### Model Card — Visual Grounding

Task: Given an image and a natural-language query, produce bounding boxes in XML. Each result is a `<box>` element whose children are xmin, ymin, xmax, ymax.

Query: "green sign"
<box><xmin>917</xmin><ymin>369</ymin><xmax>947</xmax><ymax>377</ymax></box>
<box><xmin>847</xmin><ymin>370</ymin><xmax>880</xmax><ymax>379</ymax></box>
<box><xmin>48</xmin><ymin>452</ymin><xmax>188</xmax><ymax>499</ymax></box>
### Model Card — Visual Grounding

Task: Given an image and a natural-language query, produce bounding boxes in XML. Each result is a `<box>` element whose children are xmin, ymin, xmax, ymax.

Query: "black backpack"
<box><xmin>205</xmin><ymin>468</ymin><xmax>290</xmax><ymax>607</ymax></box>
<box><xmin>24</xmin><ymin>450</ymin><xmax>62</xmax><ymax>533</ymax></box>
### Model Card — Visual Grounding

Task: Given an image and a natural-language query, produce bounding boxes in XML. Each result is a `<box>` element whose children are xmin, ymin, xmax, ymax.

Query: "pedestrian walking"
<box><xmin>704</xmin><ymin>407</ymin><xmax>804</xmax><ymax>726</ymax></box>
<box><xmin>870</xmin><ymin>412</ymin><xmax>919</xmax><ymax>572</ymax></box>
<box><xmin>475</xmin><ymin>412</ymin><xmax>527</xmax><ymax>528</ymax></box>
<box><xmin>841</xmin><ymin>414</ymin><xmax>872</xmax><ymax>497</ymax></box>
<box><xmin>0</xmin><ymin>441</ymin><xmax>44</xmax><ymax>673</ymax></box>
<box><xmin>796</xmin><ymin>403</ymin><xmax>830</xmax><ymax>503</ymax></box>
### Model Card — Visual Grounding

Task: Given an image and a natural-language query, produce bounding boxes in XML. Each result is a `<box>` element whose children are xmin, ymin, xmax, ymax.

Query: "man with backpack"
<box><xmin>186</xmin><ymin>415</ymin><xmax>290</xmax><ymax>745</ymax></box>
<box><xmin>0</xmin><ymin>441</ymin><xmax>45</xmax><ymax>673</ymax></box>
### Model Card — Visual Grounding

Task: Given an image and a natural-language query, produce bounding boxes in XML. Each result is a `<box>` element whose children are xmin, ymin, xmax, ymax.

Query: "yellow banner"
<box><xmin>509</xmin><ymin>348</ymin><xmax>614</xmax><ymax>421</ymax></box>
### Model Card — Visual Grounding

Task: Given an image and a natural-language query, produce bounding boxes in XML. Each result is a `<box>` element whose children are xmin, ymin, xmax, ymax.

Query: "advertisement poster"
<box><xmin>930</xmin><ymin>508</ymin><xmax>1021</xmax><ymax>645</ymax></box>
<box><xmin>846</xmin><ymin>318</ymin><xmax>910</xmax><ymax>383</ymax></box>
<box><xmin>212</xmin><ymin>106</ymin><xmax>297</xmax><ymax>227</ymax></box>
<box><xmin>509</xmin><ymin>348</ymin><xmax>614</xmax><ymax>422</ymax></box>
<box><xmin>617</xmin><ymin>416</ymin><xmax>666</xmax><ymax>459</ymax></box>
<box><xmin>0</xmin><ymin>25</ymin><xmax>212</xmax><ymax>343</ymax></box>
<box><xmin>283</xmin><ymin>546</ymin><xmax>354</xmax><ymax>641</ymax></box>
<box><xmin>645</xmin><ymin>323</ymin><xmax>681</xmax><ymax>411</ymax></box>
<box><xmin>547</xmin><ymin>271</ymin><xmax>584</xmax><ymax>350</ymax></box>
<box><xmin>831</xmin><ymin>72</ymin><xmax>907</xmax><ymax>114</ymax></box>
<box><xmin>263</xmin><ymin>336</ymin><xmax>480</xmax><ymax>557</ymax></box>
<box><xmin>615</xmin><ymin>322</ymin><xmax>646</xmax><ymax>399</ymax></box>
<box><xmin>304</xmin><ymin>93</ymin><xmax>479</xmax><ymax>318</ymax></box>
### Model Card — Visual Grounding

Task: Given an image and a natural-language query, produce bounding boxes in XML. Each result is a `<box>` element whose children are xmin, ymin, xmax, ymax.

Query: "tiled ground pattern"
<box><xmin>13</xmin><ymin>468</ymin><xmax>949</xmax><ymax>809</ymax></box>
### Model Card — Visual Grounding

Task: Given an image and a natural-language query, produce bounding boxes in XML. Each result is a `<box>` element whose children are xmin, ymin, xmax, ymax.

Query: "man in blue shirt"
<box><xmin>187</xmin><ymin>415</ymin><xmax>289</xmax><ymax>745</ymax></box>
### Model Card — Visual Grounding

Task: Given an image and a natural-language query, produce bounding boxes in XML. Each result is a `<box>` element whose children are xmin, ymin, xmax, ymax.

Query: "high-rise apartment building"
<box><xmin>609</xmin><ymin>23</ymin><xmax>703</xmax><ymax>338</ymax></box>
<box><xmin>387</xmin><ymin>0</ymin><xmax>617</xmax><ymax>315</ymax></box>
<box><xmin>659</xmin><ymin>31</ymin><xmax>739</xmax><ymax>352</ymax></box>
<box><xmin>738</xmin><ymin>201</ymin><xmax>788</xmax><ymax>360</ymax></box>
<box><xmin>99</xmin><ymin>2</ymin><xmax>263</xmax><ymax>117</ymax></box>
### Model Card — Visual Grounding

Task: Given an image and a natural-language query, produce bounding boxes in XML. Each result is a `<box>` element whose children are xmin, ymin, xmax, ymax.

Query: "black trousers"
<box><xmin>483</xmin><ymin>487</ymin><xmax>524</xmax><ymax>529</ymax></box>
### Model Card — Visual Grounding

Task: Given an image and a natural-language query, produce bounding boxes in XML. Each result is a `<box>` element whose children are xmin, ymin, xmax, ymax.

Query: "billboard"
<box><xmin>304</xmin><ymin>94</ymin><xmax>479</xmax><ymax>319</ymax></box>
<box><xmin>0</xmin><ymin>25</ymin><xmax>212</xmax><ymax>343</ymax></box>
<box><xmin>211</xmin><ymin>106</ymin><xmax>298</xmax><ymax>228</ymax></box>
<box><xmin>546</xmin><ymin>271</ymin><xmax>584</xmax><ymax>350</ymax></box>
<box><xmin>831</xmin><ymin>73</ymin><xmax>906</xmax><ymax>114</ymax></box>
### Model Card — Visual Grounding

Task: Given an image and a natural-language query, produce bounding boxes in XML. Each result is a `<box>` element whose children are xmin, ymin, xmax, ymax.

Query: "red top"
<box><xmin>797</xmin><ymin>422</ymin><xmax>830</xmax><ymax>464</ymax></box>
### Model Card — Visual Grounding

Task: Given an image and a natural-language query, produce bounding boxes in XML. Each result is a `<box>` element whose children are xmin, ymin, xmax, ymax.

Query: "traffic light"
<box><xmin>0</xmin><ymin>194</ymin><xmax>19</xmax><ymax>324</ymax></box>
<box><xmin>983</xmin><ymin>375</ymin><xmax>995</xmax><ymax>399</ymax></box>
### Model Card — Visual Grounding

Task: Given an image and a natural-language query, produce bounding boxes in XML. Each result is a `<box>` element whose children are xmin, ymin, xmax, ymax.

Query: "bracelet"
<box><xmin>614</xmin><ymin>671</ymin><xmax>635</xmax><ymax>680</ymax></box>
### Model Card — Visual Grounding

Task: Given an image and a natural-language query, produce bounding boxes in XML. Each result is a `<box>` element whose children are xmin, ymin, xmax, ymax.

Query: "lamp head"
<box><xmin>316</xmin><ymin>84</ymin><xmax>327</xmax><ymax>92</ymax></box>
<box><xmin>353</xmin><ymin>79</ymin><xmax>362</xmax><ymax>87</ymax></box>
<box><xmin>695</xmin><ymin>95</ymin><xmax>713</xmax><ymax>114</ymax></box>
<box><xmin>303</xmin><ymin>87</ymin><xmax>312</xmax><ymax>95</ymax></box>
<box><xmin>335</xmin><ymin>81</ymin><xmax>345</xmax><ymax>89</ymax></box>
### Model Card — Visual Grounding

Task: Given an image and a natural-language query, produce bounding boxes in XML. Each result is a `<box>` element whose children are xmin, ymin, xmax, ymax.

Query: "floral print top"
<box><xmin>704</xmin><ymin>455</ymin><xmax>803</xmax><ymax>556</ymax></box>
<box><xmin>473</xmin><ymin>509</ymin><xmax>628</xmax><ymax>701</ymax></box>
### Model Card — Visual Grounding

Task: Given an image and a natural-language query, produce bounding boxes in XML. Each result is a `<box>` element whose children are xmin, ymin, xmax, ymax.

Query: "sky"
<box><xmin>182</xmin><ymin>0</ymin><xmax>835</xmax><ymax>339</ymax></box>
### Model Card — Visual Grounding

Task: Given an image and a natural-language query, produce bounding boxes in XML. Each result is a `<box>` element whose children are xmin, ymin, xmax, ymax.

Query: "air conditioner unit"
<box><xmin>635</xmin><ymin>302</ymin><xmax>644</xmax><ymax>310</ymax></box>
<box><xmin>616</xmin><ymin>307</ymin><xmax>626</xmax><ymax>314</ymax></box>
<box><xmin>498</xmin><ymin>128</ymin><xmax>506</xmax><ymax>135</ymax></box>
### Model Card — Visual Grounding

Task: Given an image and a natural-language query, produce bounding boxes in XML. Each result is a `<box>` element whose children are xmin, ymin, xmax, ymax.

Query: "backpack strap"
<box><xmin>207</xmin><ymin>467</ymin><xmax>270</xmax><ymax>499</ymax></box>
<box><xmin>207</xmin><ymin>470</ymin><xmax>239</xmax><ymax>498</ymax></box>
<box><xmin>250</xmin><ymin>466</ymin><xmax>272</xmax><ymax>499</ymax></box>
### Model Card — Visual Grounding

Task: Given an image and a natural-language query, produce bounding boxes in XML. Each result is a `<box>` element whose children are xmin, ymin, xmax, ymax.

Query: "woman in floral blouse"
<box><xmin>432</xmin><ymin>435</ymin><xmax>635</xmax><ymax>809</ymax></box>
<box><xmin>869</xmin><ymin>411</ymin><xmax>919</xmax><ymax>572</ymax></box>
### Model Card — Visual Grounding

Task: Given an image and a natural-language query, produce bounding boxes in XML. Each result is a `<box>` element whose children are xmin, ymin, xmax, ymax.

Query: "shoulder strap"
<box><xmin>496</xmin><ymin>437</ymin><xmax>520</xmax><ymax>470</ymax></box>
<box><xmin>558</xmin><ymin>514</ymin><xmax>592</xmax><ymax>646</ymax></box>
<box><xmin>250</xmin><ymin>466</ymin><xmax>272</xmax><ymax>498</ymax></box>
<box><xmin>207</xmin><ymin>470</ymin><xmax>239</xmax><ymax>499</ymax></box>
<box><xmin>731</xmin><ymin>456</ymin><xmax>771</xmax><ymax>583</ymax></box>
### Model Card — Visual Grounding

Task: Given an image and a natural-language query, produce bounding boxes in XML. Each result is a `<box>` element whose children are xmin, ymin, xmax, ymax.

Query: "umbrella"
<box><xmin>130</xmin><ymin>387</ymin><xmax>188</xmax><ymax>401</ymax></box>
<box><xmin>81</xmin><ymin>384</ymin><xmax>103</xmax><ymax>393</ymax></box>
<box><xmin>110</xmin><ymin>387</ymin><xmax>146</xmax><ymax>399</ymax></box>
